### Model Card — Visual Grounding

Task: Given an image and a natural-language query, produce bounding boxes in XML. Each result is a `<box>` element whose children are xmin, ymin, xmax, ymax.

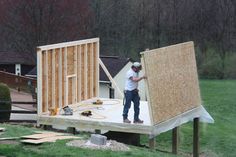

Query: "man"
<box><xmin>123</xmin><ymin>62</ymin><xmax>146</xmax><ymax>124</ymax></box>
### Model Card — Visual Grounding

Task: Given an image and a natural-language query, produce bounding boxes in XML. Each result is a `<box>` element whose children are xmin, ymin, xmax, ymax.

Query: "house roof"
<box><xmin>100</xmin><ymin>56</ymin><xmax>131</xmax><ymax>82</ymax></box>
<box><xmin>0</xmin><ymin>51</ymin><xmax>34</xmax><ymax>65</ymax></box>
<box><xmin>26</xmin><ymin>67</ymin><xmax>37</xmax><ymax>76</ymax></box>
<box><xmin>26</xmin><ymin>56</ymin><xmax>131</xmax><ymax>82</ymax></box>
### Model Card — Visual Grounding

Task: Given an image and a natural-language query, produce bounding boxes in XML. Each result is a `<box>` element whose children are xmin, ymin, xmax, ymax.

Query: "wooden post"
<box><xmin>149</xmin><ymin>134</ymin><xmax>156</xmax><ymax>149</ymax></box>
<box><xmin>172</xmin><ymin>127</ymin><xmax>179</xmax><ymax>154</ymax></box>
<box><xmin>193</xmin><ymin>118</ymin><xmax>199</xmax><ymax>157</ymax></box>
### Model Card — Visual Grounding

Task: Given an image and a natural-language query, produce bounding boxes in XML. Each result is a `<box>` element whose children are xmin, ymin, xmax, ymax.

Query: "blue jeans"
<box><xmin>123</xmin><ymin>90</ymin><xmax>140</xmax><ymax>121</ymax></box>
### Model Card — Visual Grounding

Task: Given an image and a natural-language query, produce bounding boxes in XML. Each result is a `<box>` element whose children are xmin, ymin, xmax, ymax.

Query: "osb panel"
<box><xmin>142</xmin><ymin>41</ymin><xmax>201</xmax><ymax>125</ymax></box>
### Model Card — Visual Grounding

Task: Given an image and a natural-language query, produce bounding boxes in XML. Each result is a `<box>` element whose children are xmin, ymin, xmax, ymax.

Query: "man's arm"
<box><xmin>130</xmin><ymin>76</ymin><xmax>146</xmax><ymax>82</ymax></box>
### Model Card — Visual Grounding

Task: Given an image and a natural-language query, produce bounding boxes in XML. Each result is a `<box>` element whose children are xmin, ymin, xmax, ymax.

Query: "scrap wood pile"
<box><xmin>21</xmin><ymin>132</ymin><xmax>81</xmax><ymax>144</ymax></box>
<box><xmin>0</xmin><ymin>128</ymin><xmax>80</xmax><ymax>144</ymax></box>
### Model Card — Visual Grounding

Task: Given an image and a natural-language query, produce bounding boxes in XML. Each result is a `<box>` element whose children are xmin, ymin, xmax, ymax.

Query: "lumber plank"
<box><xmin>21</xmin><ymin>136</ymin><xmax>80</xmax><ymax>144</ymax></box>
<box><xmin>21</xmin><ymin>132</ymin><xmax>64</xmax><ymax>139</ymax></box>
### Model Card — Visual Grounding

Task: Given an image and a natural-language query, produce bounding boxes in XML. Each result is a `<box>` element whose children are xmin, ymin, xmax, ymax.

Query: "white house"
<box><xmin>0</xmin><ymin>51</ymin><xmax>35</xmax><ymax>76</ymax></box>
<box><xmin>99</xmin><ymin>56</ymin><xmax>146</xmax><ymax>100</ymax></box>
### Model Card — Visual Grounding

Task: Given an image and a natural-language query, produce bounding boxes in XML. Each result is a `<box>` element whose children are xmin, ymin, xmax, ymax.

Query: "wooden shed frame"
<box><xmin>37</xmin><ymin>38</ymin><xmax>100</xmax><ymax>115</ymax></box>
<box><xmin>37</xmin><ymin>39</ymin><xmax>213</xmax><ymax>155</ymax></box>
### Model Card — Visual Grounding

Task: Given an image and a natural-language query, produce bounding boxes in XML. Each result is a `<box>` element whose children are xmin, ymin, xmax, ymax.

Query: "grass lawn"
<box><xmin>0</xmin><ymin>80</ymin><xmax>235</xmax><ymax>157</ymax></box>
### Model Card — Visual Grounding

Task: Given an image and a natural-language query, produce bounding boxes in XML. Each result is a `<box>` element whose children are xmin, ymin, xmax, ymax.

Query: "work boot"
<box><xmin>123</xmin><ymin>118</ymin><xmax>131</xmax><ymax>123</ymax></box>
<box><xmin>133</xmin><ymin>119</ymin><xmax>144</xmax><ymax>124</ymax></box>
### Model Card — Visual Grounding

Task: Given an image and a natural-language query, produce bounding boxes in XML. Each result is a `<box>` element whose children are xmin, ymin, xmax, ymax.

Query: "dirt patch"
<box><xmin>66</xmin><ymin>140</ymin><xmax>130</xmax><ymax>151</ymax></box>
<box><xmin>0</xmin><ymin>140</ymin><xmax>19</xmax><ymax>145</ymax></box>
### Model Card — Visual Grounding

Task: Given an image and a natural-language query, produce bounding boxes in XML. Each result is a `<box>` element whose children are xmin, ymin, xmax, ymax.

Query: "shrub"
<box><xmin>0</xmin><ymin>83</ymin><xmax>12</xmax><ymax>121</ymax></box>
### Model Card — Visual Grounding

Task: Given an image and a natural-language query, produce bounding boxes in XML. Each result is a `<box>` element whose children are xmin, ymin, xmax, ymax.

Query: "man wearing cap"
<box><xmin>123</xmin><ymin>62</ymin><xmax>146</xmax><ymax>124</ymax></box>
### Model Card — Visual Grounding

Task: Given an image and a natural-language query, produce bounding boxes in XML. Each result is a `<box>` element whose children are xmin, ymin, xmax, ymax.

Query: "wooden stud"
<box><xmin>46</xmin><ymin>50</ymin><xmax>49</xmax><ymax>112</ymax></box>
<box><xmin>59</xmin><ymin>48</ymin><xmax>62</xmax><ymax>109</ymax></box>
<box><xmin>81</xmin><ymin>45</ymin><xmax>85</xmax><ymax>100</ymax></box>
<box><xmin>52</xmin><ymin>49</ymin><xmax>55</xmax><ymax>109</ymax></box>
<box><xmin>77</xmin><ymin>45</ymin><xmax>81</xmax><ymax>102</ymax></box>
<box><xmin>74</xmin><ymin>46</ymin><xmax>78</xmax><ymax>103</ymax></box>
<box><xmin>193</xmin><ymin>118</ymin><xmax>199</xmax><ymax>157</ymax></box>
<box><xmin>172</xmin><ymin>127</ymin><xmax>179</xmax><ymax>154</ymax></box>
<box><xmin>37</xmin><ymin>48</ymin><xmax>42</xmax><ymax>114</ymax></box>
<box><xmin>64</xmin><ymin>47</ymin><xmax>68</xmax><ymax>106</ymax></box>
<box><xmin>96</xmin><ymin>42</ymin><xmax>99</xmax><ymax>96</ymax></box>
<box><xmin>90</xmin><ymin>43</ymin><xmax>94</xmax><ymax>97</ymax></box>
<box><xmin>84</xmin><ymin>44</ymin><xmax>88</xmax><ymax>99</ymax></box>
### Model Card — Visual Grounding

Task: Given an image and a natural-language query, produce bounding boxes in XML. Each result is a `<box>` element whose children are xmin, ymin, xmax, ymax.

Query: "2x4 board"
<box><xmin>37</xmin><ymin>38</ymin><xmax>99</xmax><ymax>114</ymax></box>
<box><xmin>141</xmin><ymin>41</ymin><xmax>201</xmax><ymax>125</ymax></box>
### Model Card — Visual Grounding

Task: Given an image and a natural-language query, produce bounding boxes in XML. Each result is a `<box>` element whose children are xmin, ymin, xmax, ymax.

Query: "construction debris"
<box><xmin>21</xmin><ymin>132</ymin><xmax>64</xmax><ymax>139</ymax></box>
<box><xmin>21</xmin><ymin>136</ymin><xmax>80</xmax><ymax>144</ymax></box>
<box><xmin>20</xmin><ymin>132</ymin><xmax>80</xmax><ymax>144</ymax></box>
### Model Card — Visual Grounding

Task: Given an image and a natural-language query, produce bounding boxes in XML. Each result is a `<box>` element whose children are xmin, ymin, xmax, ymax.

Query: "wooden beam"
<box><xmin>193</xmin><ymin>118</ymin><xmax>199</xmax><ymax>157</ymax></box>
<box><xmin>98</xmin><ymin>58</ymin><xmax>123</xmax><ymax>98</ymax></box>
<box><xmin>38</xmin><ymin>38</ymin><xmax>99</xmax><ymax>51</ymax></box>
<box><xmin>172</xmin><ymin>127</ymin><xmax>179</xmax><ymax>154</ymax></box>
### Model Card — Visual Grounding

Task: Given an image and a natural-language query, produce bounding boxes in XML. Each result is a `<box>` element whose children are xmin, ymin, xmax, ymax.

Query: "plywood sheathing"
<box><xmin>141</xmin><ymin>41</ymin><xmax>201</xmax><ymax>125</ymax></box>
<box><xmin>21</xmin><ymin>132</ymin><xmax>64</xmax><ymax>139</ymax></box>
<box><xmin>37</xmin><ymin>38</ymin><xmax>99</xmax><ymax>115</ymax></box>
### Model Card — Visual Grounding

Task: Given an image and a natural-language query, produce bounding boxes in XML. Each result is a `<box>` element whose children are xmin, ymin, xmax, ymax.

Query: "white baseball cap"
<box><xmin>133</xmin><ymin>62</ymin><xmax>141</xmax><ymax>67</ymax></box>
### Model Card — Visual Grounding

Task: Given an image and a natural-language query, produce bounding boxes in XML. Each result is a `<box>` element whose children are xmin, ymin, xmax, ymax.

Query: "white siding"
<box><xmin>99</xmin><ymin>83</ymin><xmax>110</xmax><ymax>98</ymax></box>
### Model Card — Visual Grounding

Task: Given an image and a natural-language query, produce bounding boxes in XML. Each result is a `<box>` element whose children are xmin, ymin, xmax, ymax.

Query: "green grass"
<box><xmin>147</xmin><ymin>80</ymin><xmax>236</xmax><ymax>157</ymax></box>
<box><xmin>1</xmin><ymin>80</ymin><xmax>236</xmax><ymax>157</ymax></box>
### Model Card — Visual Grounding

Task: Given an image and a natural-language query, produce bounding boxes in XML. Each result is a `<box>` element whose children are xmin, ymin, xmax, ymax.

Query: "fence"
<box><xmin>0</xmin><ymin>101</ymin><xmax>37</xmax><ymax>123</ymax></box>
<box><xmin>0</xmin><ymin>70</ymin><xmax>37</xmax><ymax>99</ymax></box>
